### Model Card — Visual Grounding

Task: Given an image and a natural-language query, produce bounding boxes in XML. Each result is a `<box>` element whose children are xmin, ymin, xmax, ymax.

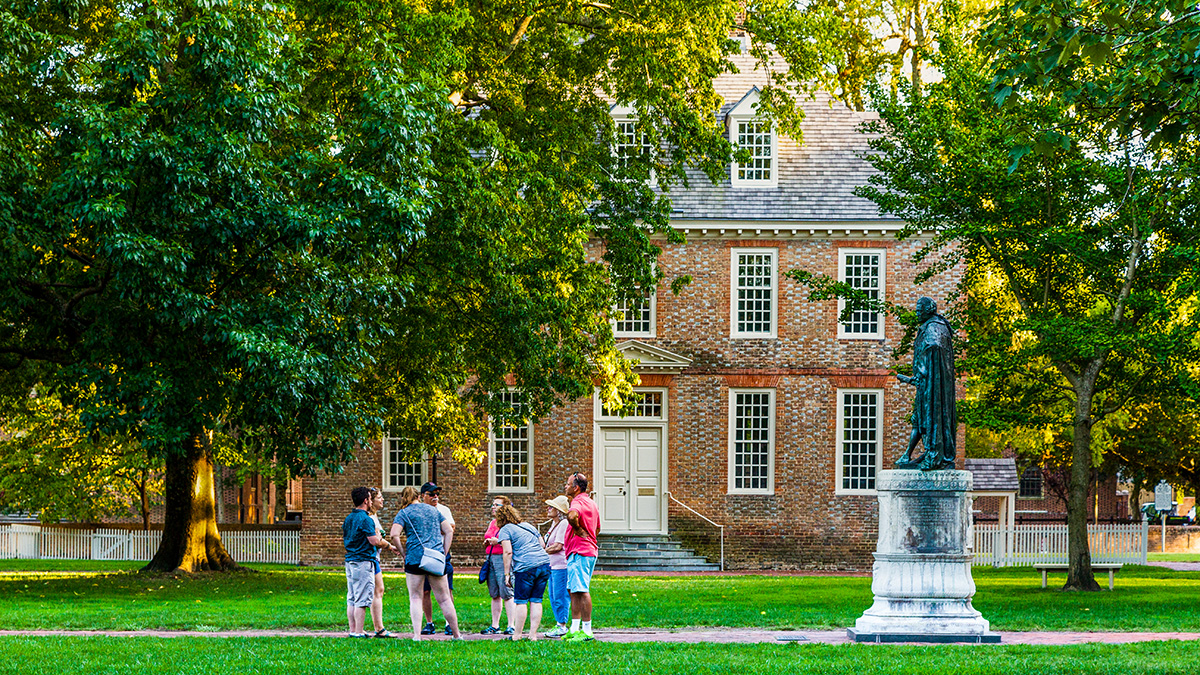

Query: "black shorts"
<box><xmin>423</xmin><ymin>557</ymin><xmax>453</xmax><ymax>591</ymax></box>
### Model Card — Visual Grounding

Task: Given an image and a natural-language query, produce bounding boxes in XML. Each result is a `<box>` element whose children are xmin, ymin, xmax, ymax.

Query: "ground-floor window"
<box><xmin>836</xmin><ymin>389</ymin><xmax>882</xmax><ymax>495</ymax></box>
<box><xmin>728</xmin><ymin>388</ymin><xmax>775</xmax><ymax>494</ymax></box>
<box><xmin>383</xmin><ymin>437</ymin><xmax>426</xmax><ymax>490</ymax></box>
<box><xmin>489</xmin><ymin>391</ymin><xmax>533</xmax><ymax>493</ymax></box>
<box><xmin>1019</xmin><ymin>466</ymin><xmax>1043</xmax><ymax>498</ymax></box>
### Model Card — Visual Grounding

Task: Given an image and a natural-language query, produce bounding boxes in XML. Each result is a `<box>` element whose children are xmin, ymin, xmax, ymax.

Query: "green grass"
<box><xmin>1147</xmin><ymin>553</ymin><xmax>1200</xmax><ymax>562</ymax></box>
<box><xmin>1</xmin><ymin>564</ymin><xmax>1198</xmax><ymax>632</ymax></box>
<box><xmin>2</xmin><ymin>637</ymin><xmax>1200</xmax><ymax>675</ymax></box>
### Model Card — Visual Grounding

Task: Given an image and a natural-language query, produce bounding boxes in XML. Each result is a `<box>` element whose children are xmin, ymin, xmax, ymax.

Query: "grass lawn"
<box><xmin>1</xmin><ymin>637</ymin><xmax>1199</xmax><ymax>675</ymax></box>
<box><xmin>1147</xmin><ymin>553</ymin><xmax>1200</xmax><ymax>562</ymax></box>
<box><xmin>1</xmin><ymin>563</ymin><xmax>1198</xmax><ymax>632</ymax></box>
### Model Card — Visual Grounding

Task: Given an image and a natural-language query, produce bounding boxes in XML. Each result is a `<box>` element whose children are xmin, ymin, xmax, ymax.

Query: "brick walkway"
<box><xmin>3</xmin><ymin>628</ymin><xmax>1198</xmax><ymax>645</ymax></box>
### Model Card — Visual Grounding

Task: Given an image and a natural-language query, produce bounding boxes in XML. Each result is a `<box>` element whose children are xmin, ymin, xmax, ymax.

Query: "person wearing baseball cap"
<box><xmin>418</xmin><ymin>482</ymin><xmax>456</xmax><ymax>635</ymax></box>
<box><xmin>541</xmin><ymin>495</ymin><xmax>572</xmax><ymax>637</ymax></box>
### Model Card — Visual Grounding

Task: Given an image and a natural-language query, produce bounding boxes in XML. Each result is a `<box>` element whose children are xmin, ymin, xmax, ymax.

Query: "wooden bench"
<box><xmin>1033</xmin><ymin>563</ymin><xmax>1123</xmax><ymax>590</ymax></box>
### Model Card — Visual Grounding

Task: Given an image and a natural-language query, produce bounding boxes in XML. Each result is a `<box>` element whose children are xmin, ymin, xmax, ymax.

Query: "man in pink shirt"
<box><xmin>562</xmin><ymin>472</ymin><xmax>599</xmax><ymax>642</ymax></box>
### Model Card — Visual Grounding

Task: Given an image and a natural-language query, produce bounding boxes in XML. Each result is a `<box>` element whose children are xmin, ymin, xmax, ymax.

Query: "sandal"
<box><xmin>373</xmin><ymin>630</ymin><xmax>393</xmax><ymax>638</ymax></box>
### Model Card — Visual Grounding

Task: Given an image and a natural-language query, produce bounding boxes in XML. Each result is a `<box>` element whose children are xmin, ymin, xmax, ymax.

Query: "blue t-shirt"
<box><xmin>393</xmin><ymin>503</ymin><xmax>446</xmax><ymax>568</ymax></box>
<box><xmin>498</xmin><ymin>522</ymin><xmax>550</xmax><ymax>573</ymax></box>
<box><xmin>343</xmin><ymin>508</ymin><xmax>377</xmax><ymax>563</ymax></box>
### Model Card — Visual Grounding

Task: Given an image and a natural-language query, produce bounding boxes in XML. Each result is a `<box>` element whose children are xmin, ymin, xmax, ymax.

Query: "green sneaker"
<box><xmin>562</xmin><ymin>631</ymin><xmax>585</xmax><ymax>642</ymax></box>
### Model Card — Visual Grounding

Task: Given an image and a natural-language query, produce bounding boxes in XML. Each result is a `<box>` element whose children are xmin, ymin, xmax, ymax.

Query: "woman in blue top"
<box><xmin>495</xmin><ymin>504</ymin><xmax>552</xmax><ymax>640</ymax></box>
<box><xmin>389</xmin><ymin>486</ymin><xmax>462</xmax><ymax>641</ymax></box>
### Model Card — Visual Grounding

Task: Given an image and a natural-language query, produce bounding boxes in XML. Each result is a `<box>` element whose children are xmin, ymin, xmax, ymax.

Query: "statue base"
<box><xmin>848</xmin><ymin>470</ymin><xmax>999</xmax><ymax>643</ymax></box>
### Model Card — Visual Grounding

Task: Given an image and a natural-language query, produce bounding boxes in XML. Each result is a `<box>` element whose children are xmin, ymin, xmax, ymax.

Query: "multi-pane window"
<box><xmin>601</xmin><ymin>391</ymin><xmax>664</xmax><ymax>419</ymax></box>
<box><xmin>838</xmin><ymin>249</ymin><xmax>885</xmax><ymax>338</ymax></box>
<box><xmin>735</xmin><ymin>120</ymin><xmax>773</xmax><ymax>182</ymax></box>
<box><xmin>384</xmin><ymin>437</ymin><xmax>425</xmax><ymax>489</ymax></box>
<box><xmin>489</xmin><ymin>391</ymin><xmax>532</xmax><ymax>492</ymax></box>
<box><xmin>729</xmin><ymin>389</ymin><xmax>774</xmax><ymax>493</ymax></box>
<box><xmin>1019</xmin><ymin>467</ymin><xmax>1043</xmax><ymax>498</ymax></box>
<box><xmin>732</xmin><ymin>249</ymin><xmax>776</xmax><ymax>337</ymax></box>
<box><xmin>614</xmin><ymin>120</ymin><xmax>652</xmax><ymax>169</ymax></box>
<box><xmin>837</xmin><ymin>390</ymin><xmax>881</xmax><ymax>493</ymax></box>
<box><xmin>614</xmin><ymin>292</ymin><xmax>654</xmax><ymax>336</ymax></box>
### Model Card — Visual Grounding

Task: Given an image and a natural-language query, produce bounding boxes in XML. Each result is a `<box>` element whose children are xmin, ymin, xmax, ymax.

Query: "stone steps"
<box><xmin>596</xmin><ymin>534</ymin><xmax>719</xmax><ymax>572</ymax></box>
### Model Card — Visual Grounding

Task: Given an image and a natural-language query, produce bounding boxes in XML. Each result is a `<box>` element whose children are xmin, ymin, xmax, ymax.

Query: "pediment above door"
<box><xmin>615</xmin><ymin>340</ymin><xmax>692</xmax><ymax>374</ymax></box>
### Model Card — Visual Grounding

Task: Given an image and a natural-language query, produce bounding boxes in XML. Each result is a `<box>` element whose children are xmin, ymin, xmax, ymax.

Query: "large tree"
<box><xmin>0</xmin><ymin>0</ymin><xmax>823</xmax><ymax>571</ymax></box>
<box><xmin>796</xmin><ymin>26</ymin><xmax>1200</xmax><ymax>589</ymax></box>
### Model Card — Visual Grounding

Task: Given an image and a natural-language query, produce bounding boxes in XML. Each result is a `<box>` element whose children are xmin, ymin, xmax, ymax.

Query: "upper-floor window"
<box><xmin>728</xmin><ymin>388</ymin><xmax>775</xmax><ymax>494</ymax></box>
<box><xmin>383</xmin><ymin>437</ymin><xmax>426</xmax><ymax>491</ymax></box>
<box><xmin>1019</xmin><ymin>466</ymin><xmax>1043</xmax><ymax>498</ymax></box>
<box><xmin>731</xmin><ymin>248</ymin><xmax>778</xmax><ymax>338</ymax></box>
<box><xmin>614</xmin><ymin>291</ymin><xmax>655</xmax><ymax>338</ymax></box>
<box><xmin>489</xmin><ymin>391</ymin><xmax>533</xmax><ymax>493</ymax></box>
<box><xmin>610</xmin><ymin>103</ymin><xmax>656</xmax><ymax>186</ymax></box>
<box><xmin>838</xmin><ymin>248</ymin><xmax>886</xmax><ymax>339</ymax></box>
<box><xmin>727</xmin><ymin>87</ymin><xmax>778</xmax><ymax>189</ymax></box>
<box><xmin>835</xmin><ymin>389</ymin><xmax>882</xmax><ymax>495</ymax></box>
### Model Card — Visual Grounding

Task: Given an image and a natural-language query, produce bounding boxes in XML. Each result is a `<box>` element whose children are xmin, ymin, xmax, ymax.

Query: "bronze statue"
<box><xmin>895</xmin><ymin>297</ymin><xmax>957</xmax><ymax>471</ymax></box>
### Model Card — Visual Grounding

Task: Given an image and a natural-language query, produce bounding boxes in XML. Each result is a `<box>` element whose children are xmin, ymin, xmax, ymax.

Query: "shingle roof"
<box><xmin>661</xmin><ymin>53</ymin><xmax>891</xmax><ymax>223</ymax></box>
<box><xmin>965</xmin><ymin>458</ymin><xmax>1020</xmax><ymax>492</ymax></box>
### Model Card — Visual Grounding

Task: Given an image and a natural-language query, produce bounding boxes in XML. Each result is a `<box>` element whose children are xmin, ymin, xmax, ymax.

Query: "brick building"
<box><xmin>300</xmin><ymin>54</ymin><xmax>965</xmax><ymax>570</ymax></box>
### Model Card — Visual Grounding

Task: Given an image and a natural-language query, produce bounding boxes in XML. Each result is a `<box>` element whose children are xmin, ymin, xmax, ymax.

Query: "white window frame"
<box><xmin>611</xmin><ymin>106</ymin><xmax>657</xmax><ymax>187</ymax></box>
<box><xmin>727</xmin><ymin>388</ymin><xmax>776</xmax><ymax>495</ymax></box>
<box><xmin>381</xmin><ymin>436</ymin><xmax>427</xmax><ymax>492</ymax></box>
<box><xmin>730</xmin><ymin>248</ymin><xmax>778</xmax><ymax>338</ymax></box>
<box><xmin>593</xmin><ymin>387</ymin><xmax>669</xmax><ymax>421</ymax></box>
<box><xmin>613</xmin><ymin>288</ymin><xmax>657</xmax><ymax>338</ymax></box>
<box><xmin>834</xmin><ymin>388</ymin><xmax>884</xmax><ymax>496</ymax></box>
<box><xmin>488</xmin><ymin>391</ymin><xmax>534</xmax><ymax>494</ymax></box>
<box><xmin>837</xmin><ymin>248</ymin><xmax>887</xmax><ymax>340</ymax></box>
<box><xmin>729</xmin><ymin>117</ymin><xmax>778</xmax><ymax>189</ymax></box>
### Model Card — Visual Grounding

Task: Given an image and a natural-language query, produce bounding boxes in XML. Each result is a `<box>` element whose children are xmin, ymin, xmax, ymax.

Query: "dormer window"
<box><xmin>610</xmin><ymin>103</ymin><xmax>656</xmax><ymax>185</ymax></box>
<box><xmin>727</xmin><ymin>87</ymin><xmax>778</xmax><ymax>189</ymax></box>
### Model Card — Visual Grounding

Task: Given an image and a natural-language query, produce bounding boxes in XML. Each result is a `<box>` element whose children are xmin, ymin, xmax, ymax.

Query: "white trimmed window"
<box><xmin>732</xmin><ymin>120</ymin><xmax>775</xmax><ymax>186</ymax></box>
<box><xmin>614</xmin><ymin>291</ymin><xmax>655</xmax><ymax>337</ymax></box>
<box><xmin>489</xmin><ymin>391</ymin><xmax>533</xmax><ymax>493</ymax></box>
<box><xmin>598</xmin><ymin>389</ymin><xmax>667</xmax><ymax>420</ymax></box>
<box><xmin>728</xmin><ymin>388</ymin><xmax>775</xmax><ymax>494</ymax></box>
<box><xmin>731</xmin><ymin>248</ymin><xmax>778</xmax><ymax>338</ymax></box>
<box><xmin>838</xmin><ymin>249</ymin><xmax>886</xmax><ymax>339</ymax></box>
<box><xmin>382</xmin><ymin>437</ymin><xmax>426</xmax><ymax>491</ymax></box>
<box><xmin>610</xmin><ymin>106</ymin><xmax>657</xmax><ymax>186</ymax></box>
<box><xmin>835</xmin><ymin>389</ymin><xmax>882</xmax><ymax>495</ymax></box>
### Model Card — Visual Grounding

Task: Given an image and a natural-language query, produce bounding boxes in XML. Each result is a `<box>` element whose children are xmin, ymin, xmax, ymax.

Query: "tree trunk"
<box><xmin>143</xmin><ymin>432</ymin><xmax>237</xmax><ymax>573</ymax></box>
<box><xmin>139</xmin><ymin>470</ymin><xmax>150</xmax><ymax>531</ymax></box>
<box><xmin>1129</xmin><ymin>476</ymin><xmax>1144</xmax><ymax>522</ymax></box>
<box><xmin>1064</xmin><ymin>387</ymin><xmax>1101</xmax><ymax>591</ymax></box>
<box><xmin>911</xmin><ymin>0</ymin><xmax>923</xmax><ymax>101</ymax></box>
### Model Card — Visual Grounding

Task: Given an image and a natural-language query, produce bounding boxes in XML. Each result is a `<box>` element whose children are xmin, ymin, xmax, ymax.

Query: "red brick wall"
<box><xmin>300</xmin><ymin>234</ymin><xmax>964</xmax><ymax>570</ymax></box>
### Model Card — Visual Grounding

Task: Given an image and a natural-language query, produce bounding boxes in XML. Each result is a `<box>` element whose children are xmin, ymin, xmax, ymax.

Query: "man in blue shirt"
<box><xmin>344</xmin><ymin>486</ymin><xmax>395</xmax><ymax>637</ymax></box>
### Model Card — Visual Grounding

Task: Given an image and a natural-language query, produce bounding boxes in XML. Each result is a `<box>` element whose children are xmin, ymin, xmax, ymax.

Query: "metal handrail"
<box><xmin>663</xmin><ymin>491</ymin><xmax>725</xmax><ymax>571</ymax></box>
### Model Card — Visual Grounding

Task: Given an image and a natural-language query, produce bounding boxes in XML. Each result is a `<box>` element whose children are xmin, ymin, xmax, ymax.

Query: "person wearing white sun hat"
<box><xmin>541</xmin><ymin>495</ymin><xmax>571</xmax><ymax>637</ymax></box>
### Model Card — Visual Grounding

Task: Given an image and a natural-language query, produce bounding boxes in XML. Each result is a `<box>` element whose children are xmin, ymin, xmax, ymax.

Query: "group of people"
<box><xmin>341</xmin><ymin>472</ymin><xmax>600</xmax><ymax>642</ymax></box>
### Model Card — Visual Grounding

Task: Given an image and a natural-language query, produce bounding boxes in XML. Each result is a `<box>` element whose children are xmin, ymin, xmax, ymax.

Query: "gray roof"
<box><xmin>661</xmin><ymin>53</ymin><xmax>889</xmax><ymax>223</ymax></box>
<box><xmin>965</xmin><ymin>458</ymin><xmax>1020</xmax><ymax>492</ymax></box>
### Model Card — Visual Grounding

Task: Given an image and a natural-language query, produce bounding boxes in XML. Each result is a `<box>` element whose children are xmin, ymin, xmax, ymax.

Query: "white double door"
<box><xmin>598</xmin><ymin>426</ymin><xmax>664</xmax><ymax>533</ymax></box>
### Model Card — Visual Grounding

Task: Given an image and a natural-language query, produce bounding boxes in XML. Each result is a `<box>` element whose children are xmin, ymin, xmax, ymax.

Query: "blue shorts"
<box><xmin>566</xmin><ymin>554</ymin><xmax>596</xmax><ymax>593</ymax></box>
<box><xmin>513</xmin><ymin>564</ymin><xmax>550</xmax><ymax>605</ymax></box>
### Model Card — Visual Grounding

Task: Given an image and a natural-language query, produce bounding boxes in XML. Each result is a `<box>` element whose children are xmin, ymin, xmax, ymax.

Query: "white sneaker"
<box><xmin>545</xmin><ymin>626</ymin><xmax>569</xmax><ymax>638</ymax></box>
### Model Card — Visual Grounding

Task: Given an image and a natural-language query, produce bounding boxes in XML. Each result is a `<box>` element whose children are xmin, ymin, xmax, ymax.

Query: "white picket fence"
<box><xmin>0</xmin><ymin>524</ymin><xmax>299</xmax><ymax>564</ymax></box>
<box><xmin>973</xmin><ymin>521</ymin><xmax>1148</xmax><ymax>567</ymax></box>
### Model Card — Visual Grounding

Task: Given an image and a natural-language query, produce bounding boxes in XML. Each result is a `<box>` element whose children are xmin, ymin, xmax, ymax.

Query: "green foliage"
<box><xmin>1</xmin><ymin>0</ymin><xmax>822</xmax><ymax>480</ymax></box>
<box><xmin>0</xmin><ymin>387</ymin><xmax>161</xmax><ymax>524</ymax></box>
<box><xmin>985</xmin><ymin>0</ymin><xmax>1200</xmax><ymax>149</ymax></box>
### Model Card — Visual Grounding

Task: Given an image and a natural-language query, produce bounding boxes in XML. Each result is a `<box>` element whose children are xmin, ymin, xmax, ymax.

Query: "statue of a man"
<box><xmin>895</xmin><ymin>297</ymin><xmax>958</xmax><ymax>471</ymax></box>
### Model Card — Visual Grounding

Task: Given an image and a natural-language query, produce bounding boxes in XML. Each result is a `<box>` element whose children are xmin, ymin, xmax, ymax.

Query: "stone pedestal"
<box><xmin>847</xmin><ymin>470</ymin><xmax>999</xmax><ymax>643</ymax></box>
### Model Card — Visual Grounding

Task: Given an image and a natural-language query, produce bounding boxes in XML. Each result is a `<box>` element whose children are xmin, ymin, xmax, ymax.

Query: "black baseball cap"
<box><xmin>420</xmin><ymin>482</ymin><xmax>441</xmax><ymax>494</ymax></box>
